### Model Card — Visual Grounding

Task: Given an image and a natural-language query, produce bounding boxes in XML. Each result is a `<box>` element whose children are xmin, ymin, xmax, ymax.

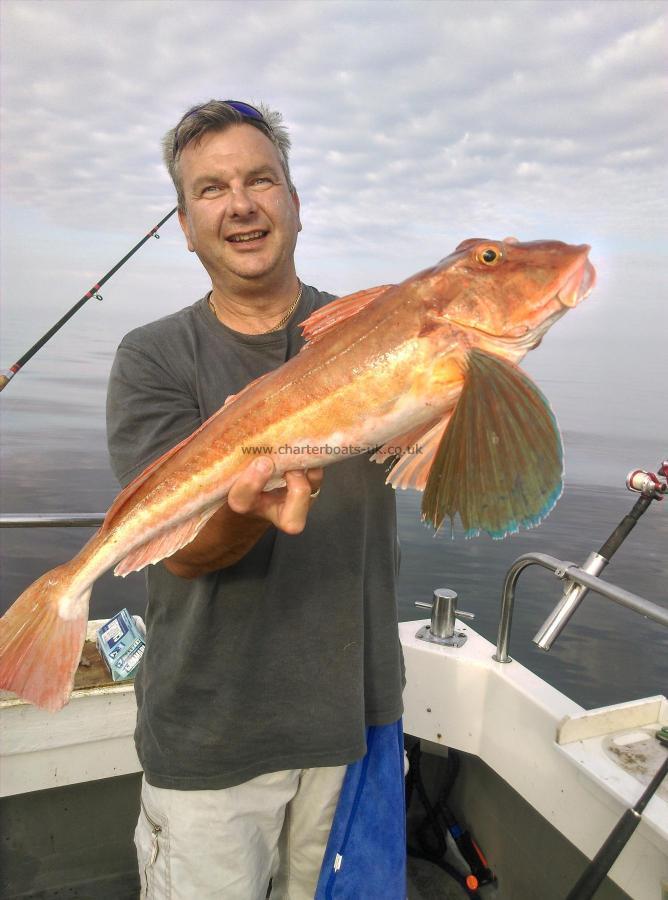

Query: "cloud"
<box><xmin>2</xmin><ymin>0</ymin><xmax>666</xmax><ymax>224</ymax></box>
<box><xmin>0</xmin><ymin>0</ymin><xmax>665</xmax><ymax>293</ymax></box>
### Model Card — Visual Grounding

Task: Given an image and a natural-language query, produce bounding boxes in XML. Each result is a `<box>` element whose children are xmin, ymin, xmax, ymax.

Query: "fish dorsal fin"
<box><xmin>299</xmin><ymin>284</ymin><xmax>393</xmax><ymax>344</ymax></box>
<box><xmin>382</xmin><ymin>414</ymin><xmax>453</xmax><ymax>492</ymax></box>
<box><xmin>114</xmin><ymin>504</ymin><xmax>220</xmax><ymax>577</ymax></box>
<box><xmin>422</xmin><ymin>349</ymin><xmax>563</xmax><ymax>539</ymax></box>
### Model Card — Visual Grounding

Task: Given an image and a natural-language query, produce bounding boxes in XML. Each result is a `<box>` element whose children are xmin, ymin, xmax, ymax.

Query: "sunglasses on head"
<box><xmin>222</xmin><ymin>100</ymin><xmax>266</xmax><ymax>122</ymax></box>
<box><xmin>173</xmin><ymin>100</ymin><xmax>267</xmax><ymax>158</ymax></box>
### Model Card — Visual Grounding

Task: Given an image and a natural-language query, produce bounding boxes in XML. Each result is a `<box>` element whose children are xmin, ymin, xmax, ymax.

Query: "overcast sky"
<box><xmin>1</xmin><ymin>0</ymin><xmax>666</xmax><ymax>443</ymax></box>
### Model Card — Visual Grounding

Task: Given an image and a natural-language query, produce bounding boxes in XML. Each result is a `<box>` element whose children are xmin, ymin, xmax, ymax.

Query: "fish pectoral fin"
<box><xmin>299</xmin><ymin>284</ymin><xmax>394</xmax><ymax>345</ymax></box>
<box><xmin>113</xmin><ymin>505</ymin><xmax>221</xmax><ymax>577</ymax></box>
<box><xmin>421</xmin><ymin>349</ymin><xmax>563</xmax><ymax>539</ymax></box>
<box><xmin>382</xmin><ymin>414</ymin><xmax>453</xmax><ymax>492</ymax></box>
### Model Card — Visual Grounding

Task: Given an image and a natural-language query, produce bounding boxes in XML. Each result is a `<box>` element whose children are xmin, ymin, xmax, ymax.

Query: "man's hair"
<box><xmin>163</xmin><ymin>100</ymin><xmax>294</xmax><ymax>210</ymax></box>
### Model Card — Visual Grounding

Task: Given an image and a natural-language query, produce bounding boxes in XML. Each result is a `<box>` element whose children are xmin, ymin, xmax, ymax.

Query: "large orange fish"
<box><xmin>0</xmin><ymin>237</ymin><xmax>595</xmax><ymax>711</ymax></box>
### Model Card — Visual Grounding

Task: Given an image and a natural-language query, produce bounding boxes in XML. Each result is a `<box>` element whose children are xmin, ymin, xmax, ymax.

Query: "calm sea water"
<box><xmin>0</xmin><ymin>303</ymin><xmax>666</xmax><ymax>711</ymax></box>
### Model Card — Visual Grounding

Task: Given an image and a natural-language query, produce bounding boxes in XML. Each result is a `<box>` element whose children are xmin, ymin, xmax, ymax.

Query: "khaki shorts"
<box><xmin>135</xmin><ymin>765</ymin><xmax>346</xmax><ymax>899</ymax></box>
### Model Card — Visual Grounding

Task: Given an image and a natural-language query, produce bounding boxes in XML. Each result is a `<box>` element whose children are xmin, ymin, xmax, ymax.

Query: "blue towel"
<box><xmin>315</xmin><ymin>719</ymin><xmax>406</xmax><ymax>899</ymax></box>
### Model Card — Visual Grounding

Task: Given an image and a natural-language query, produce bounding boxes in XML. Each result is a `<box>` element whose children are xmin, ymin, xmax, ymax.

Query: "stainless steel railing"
<box><xmin>494</xmin><ymin>463</ymin><xmax>668</xmax><ymax>663</ymax></box>
<box><xmin>493</xmin><ymin>551</ymin><xmax>668</xmax><ymax>663</ymax></box>
<box><xmin>0</xmin><ymin>514</ymin><xmax>105</xmax><ymax>528</ymax></box>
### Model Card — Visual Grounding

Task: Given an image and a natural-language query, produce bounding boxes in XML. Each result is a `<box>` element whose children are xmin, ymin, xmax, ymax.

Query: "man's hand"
<box><xmin>163</xmin><ymin>458</ymin><xmax>324</xmax><ymax>579</ymax></box>
<box><xmin>228</xmin><ymin>457</ymin><xmax>323</xmax><ymax>535</ymax></box>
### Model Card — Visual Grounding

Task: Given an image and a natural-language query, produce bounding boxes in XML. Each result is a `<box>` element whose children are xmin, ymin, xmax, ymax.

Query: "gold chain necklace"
<box><xmin>208</xmin><ymin>281</ymin><xmax>303</xmax><ymax>334</ymax></box>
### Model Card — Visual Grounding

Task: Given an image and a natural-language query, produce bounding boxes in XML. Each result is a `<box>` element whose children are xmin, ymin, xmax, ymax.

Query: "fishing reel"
<box><xmin>626</xmin><ymin>460</ymin><xmax>668</xmax><ymax>500</ymax></box>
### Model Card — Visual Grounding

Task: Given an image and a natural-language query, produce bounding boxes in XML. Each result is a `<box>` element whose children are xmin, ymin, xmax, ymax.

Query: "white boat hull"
<box><xmin>1</xmin><ymin>619</ymin><xmax>666</xmax><ymax>899</ymax></box>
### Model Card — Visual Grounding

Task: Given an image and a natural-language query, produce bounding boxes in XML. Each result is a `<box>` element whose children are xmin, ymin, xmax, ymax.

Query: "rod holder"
<box><xmin>534</xmin><ymin>552</ymin><xmax>608</xmax><ymax>650</ymax></box>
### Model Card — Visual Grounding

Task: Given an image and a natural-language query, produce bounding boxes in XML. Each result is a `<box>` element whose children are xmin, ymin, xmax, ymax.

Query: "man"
<box><xmin>106</xmin><ymin>100</ymin><xmax>404</xmax><ymax>899</ymax></box>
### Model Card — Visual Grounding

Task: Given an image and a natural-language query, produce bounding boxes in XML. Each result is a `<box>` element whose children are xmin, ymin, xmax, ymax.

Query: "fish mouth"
<box><xmin>556</xmin><ymin>248</ymin><xmax>596</xmax><ymax>309</ymax></box>
<box><xmin>505</xmin><ymin>249</ymin><xmax>596</xmax><ymax>345</ymax></box>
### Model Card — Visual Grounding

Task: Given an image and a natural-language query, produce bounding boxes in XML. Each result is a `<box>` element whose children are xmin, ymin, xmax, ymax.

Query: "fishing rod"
<box><xmin>0</xmin><ymin>207</ymin><xmax>178</xmax><ymax>393</ymax></box>
<box><xmin>566</xmin><ymin>745</ymin><xmax>668</xmax><ymax>900</ymax></box>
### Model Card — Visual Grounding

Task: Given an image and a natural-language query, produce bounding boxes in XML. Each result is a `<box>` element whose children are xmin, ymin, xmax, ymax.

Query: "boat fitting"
<box><xmin>415</xmin><ymin>588</ymin><xmax>474</xmax><ymax>647</ymax></box>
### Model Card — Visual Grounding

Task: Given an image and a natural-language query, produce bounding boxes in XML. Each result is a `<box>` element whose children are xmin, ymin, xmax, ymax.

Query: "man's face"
<box><xmin>177</xmin><ymin>124</ymin><xmax>301</xmax><ymax>286</ymax></box>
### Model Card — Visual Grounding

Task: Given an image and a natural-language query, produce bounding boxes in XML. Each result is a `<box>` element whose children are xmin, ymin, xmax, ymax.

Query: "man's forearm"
<box><xmin>161</xmin><ymin>460</ymin><xmax>324</xmax><ymax>580</ymax></box>
<box><xmin>163</xmin><ymin>504</ymin><xmax>270</xmax><ymax>579</ymax></box>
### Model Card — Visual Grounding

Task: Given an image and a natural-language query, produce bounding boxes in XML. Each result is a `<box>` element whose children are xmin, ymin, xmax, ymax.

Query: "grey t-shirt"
<box><xmin>106</xmin><ymin>284</ymin><xmax>404</xmax><ymax>790</ymax></box>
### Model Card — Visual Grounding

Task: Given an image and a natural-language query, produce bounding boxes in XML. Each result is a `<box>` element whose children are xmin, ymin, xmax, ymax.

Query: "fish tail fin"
<box><xmin>0</xmin><ymin>566</ymin><xmax>91</xmax><ymax>711</ymax></box>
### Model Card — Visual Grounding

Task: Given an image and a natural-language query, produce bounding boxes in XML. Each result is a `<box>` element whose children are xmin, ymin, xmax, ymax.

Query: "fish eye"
<box><xmin>477</xmin><ymin>246</ymin><xmax>502</xmax><ymax>265</ymax></box>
